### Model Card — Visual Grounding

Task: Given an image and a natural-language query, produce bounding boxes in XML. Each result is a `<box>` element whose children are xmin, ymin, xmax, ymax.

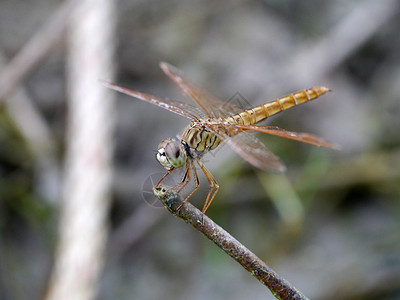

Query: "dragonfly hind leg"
<box><xmin>196</xmin><ymin>159</ymin><xmax>219</xmax><ymax>224</ymax></box>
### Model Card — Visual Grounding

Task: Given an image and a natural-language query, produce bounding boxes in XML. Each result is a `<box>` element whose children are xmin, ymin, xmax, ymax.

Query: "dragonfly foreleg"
<box><xmin>156</xmin><ymin>168</ymin><xmax>175</xmax><ymax>188</ymax></box>
<box><xmin>170</xmin><ymin>162</ymin><xmax>191</xmax><ymax>193</ymax></box>
<box><xmin>177</xmin><ymin>161</ymin><xmax>200</xmax><ymax>211</ymax></box>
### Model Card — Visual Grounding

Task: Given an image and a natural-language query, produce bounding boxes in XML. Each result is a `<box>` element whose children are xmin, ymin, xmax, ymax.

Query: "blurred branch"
<box><xmin>289</xmin><ymin>0</ymin><xmax>400</xmax><ymax>84</ymax></box>
<box><xmin>262</xmin><ymin>0</ymin><xmax>400</xmax><ymax>92</ymax></box>
<box><xmin>0</xmin><ymin>52</ymin><xmax>59</xmax><ymax>202</ymax></box>
<box><xmin>45</xmin><ymin>0</ymin><xmax>116</xmax><ymax>299</ymax></box>
<box><xmin>0</xmin><ymin>0</ymin><xmax>80</xmax><ymax>202</ymax></box>
<box><xmin>0</xmin><ymin>52</ymin><xmax>55</xmax><ymax>156</ymax></box>
<box><xmin>153</xmin><ymin>185</ymin><xmax>309</xmax><ymax>300</ymax></box>
<box><xmin>0</xmin><ymin>0</ymin><xmax>77</xmax><ymax>100</ymax></box>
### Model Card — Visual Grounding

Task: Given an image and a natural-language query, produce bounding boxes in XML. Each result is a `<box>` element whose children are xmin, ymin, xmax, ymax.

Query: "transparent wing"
<box><xmin>102</xmin><ymin>80</ymin><xmax>206</xmax><ymax>120</ymax></box>
<box><xmin>207</xmin><ymin>124</ymin><xmax>286</xmax><ymax>172</ymax></box>
<box><xmin>233</xmin><ymin>124</ymin><xmax>340</xmax><ymax>149</ymax></box>
<box><xmin>160</xmin><ymin>62</ymin><xmax>244</xmax><ymax>118</ymax></box>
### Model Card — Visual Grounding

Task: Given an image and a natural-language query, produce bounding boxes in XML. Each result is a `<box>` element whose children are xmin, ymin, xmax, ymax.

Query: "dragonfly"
<box><xmin>103</xmin><ymin>62</ymin><xmax>338</xmax><ymax>219</ymax></box>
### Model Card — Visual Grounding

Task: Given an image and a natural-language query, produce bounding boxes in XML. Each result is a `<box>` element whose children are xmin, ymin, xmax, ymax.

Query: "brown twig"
<box><xmin>153</xmin><ymin>185</ymin><xmax>309</xmax><ymax>300</ymax></box>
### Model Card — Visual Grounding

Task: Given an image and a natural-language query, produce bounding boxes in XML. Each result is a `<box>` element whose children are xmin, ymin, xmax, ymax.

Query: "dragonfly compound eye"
<box><xmin>156</xmin><ymin>138</ymin><xmax>187</xmax><ymax>170</ymax></box>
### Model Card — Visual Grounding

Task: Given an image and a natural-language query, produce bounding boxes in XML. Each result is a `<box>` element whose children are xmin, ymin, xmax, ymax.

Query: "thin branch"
<box><xmin>153</xmin><ymin>185</ymin><xmax>309</xmax><ymax>300</ymax></box>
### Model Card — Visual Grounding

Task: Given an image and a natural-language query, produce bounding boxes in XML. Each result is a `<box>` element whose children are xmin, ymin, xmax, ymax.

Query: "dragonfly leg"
<box><xmin>170</xmin><ymin>162</ymin><xmax>191</xmax><ymax>192</ymax></box>
<box><xmin>177</xmin><ymin>161</ymin><xmax>200</xmax><ymax>210</ymax></box>
<box><xmin>156</xmin><ymin>161</ymin><xmax>191</xmax><ymax>192</ymax></box>
<box><xmin>196</xmin><ymin>159</ymin><xmax>219</xmax><ymax>224</ymax></box>
<box><xmin>155</xmin><ymin>166</ymin><xmax>188</xmax><ymax>195</ymax></box>
<box><xmin>155</xmin><ymin>168</ymin><xmax>175</xmax><ymax>188</ymax></box>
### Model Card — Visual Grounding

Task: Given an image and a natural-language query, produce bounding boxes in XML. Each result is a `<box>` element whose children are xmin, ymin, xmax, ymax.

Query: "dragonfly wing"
<box><xmin>207</xmin><ymin>124</ymin><xmax>286</xmax><ymax>172</ymax></box>
<box><xmin>160</xmin><ymin>62</ymin><xmax>244</xmax><ymax>118</ymax></box>
<box><xmin>234</xmin><ymin>124</ymin><xmax>340</xmax><ymax>149</ymax></box>
<box><xmin>102</xmin><ymin>80</ymin><xmax>206</xmax><ymax>120</ymax></box>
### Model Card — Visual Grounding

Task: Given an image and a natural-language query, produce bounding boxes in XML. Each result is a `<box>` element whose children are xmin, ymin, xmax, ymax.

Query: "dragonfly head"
<box><xmin>156</xmin><ymin>138</ymin><xmax>187</xmax><ymax>170</ymax></box>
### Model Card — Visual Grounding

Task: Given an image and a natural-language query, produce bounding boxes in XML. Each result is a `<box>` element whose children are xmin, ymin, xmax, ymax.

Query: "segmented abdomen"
<box><xmin>224</xmin><ymin>86</ymin><xmax>330</xmax><ymax>127</ymax></box>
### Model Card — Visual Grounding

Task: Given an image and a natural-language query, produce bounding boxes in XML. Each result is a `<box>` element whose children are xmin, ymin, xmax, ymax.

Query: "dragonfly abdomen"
<box><xmin>225</xmin><ymin>87</ymin><xmax>330</xmax><ymax>126</ymax></box>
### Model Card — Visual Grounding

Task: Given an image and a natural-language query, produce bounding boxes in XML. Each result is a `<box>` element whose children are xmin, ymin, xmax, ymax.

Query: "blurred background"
<box><xmin>0</xmin><ymin>0</ymin><xmax>400</xmax><ymax>299</ymax></box>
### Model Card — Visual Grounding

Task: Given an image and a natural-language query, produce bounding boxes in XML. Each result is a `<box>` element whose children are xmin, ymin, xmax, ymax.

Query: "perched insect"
<box><xmin>104</xmin><ymin>63</ymin><xmax>338</xmax><ymax>219</ymax></box>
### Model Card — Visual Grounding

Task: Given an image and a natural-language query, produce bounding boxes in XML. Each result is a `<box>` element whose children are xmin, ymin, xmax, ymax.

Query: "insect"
<box><xmin>103</xmin><ymin>62</ymin><xmax>338</xmax><ymax>219</ymax></box>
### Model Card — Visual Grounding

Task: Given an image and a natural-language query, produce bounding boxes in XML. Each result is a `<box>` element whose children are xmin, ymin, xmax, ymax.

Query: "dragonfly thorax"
<box><xmin>156</xmin><ymin>138</ymin><xmax>187</xmax><ymax>170</ymax></box>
